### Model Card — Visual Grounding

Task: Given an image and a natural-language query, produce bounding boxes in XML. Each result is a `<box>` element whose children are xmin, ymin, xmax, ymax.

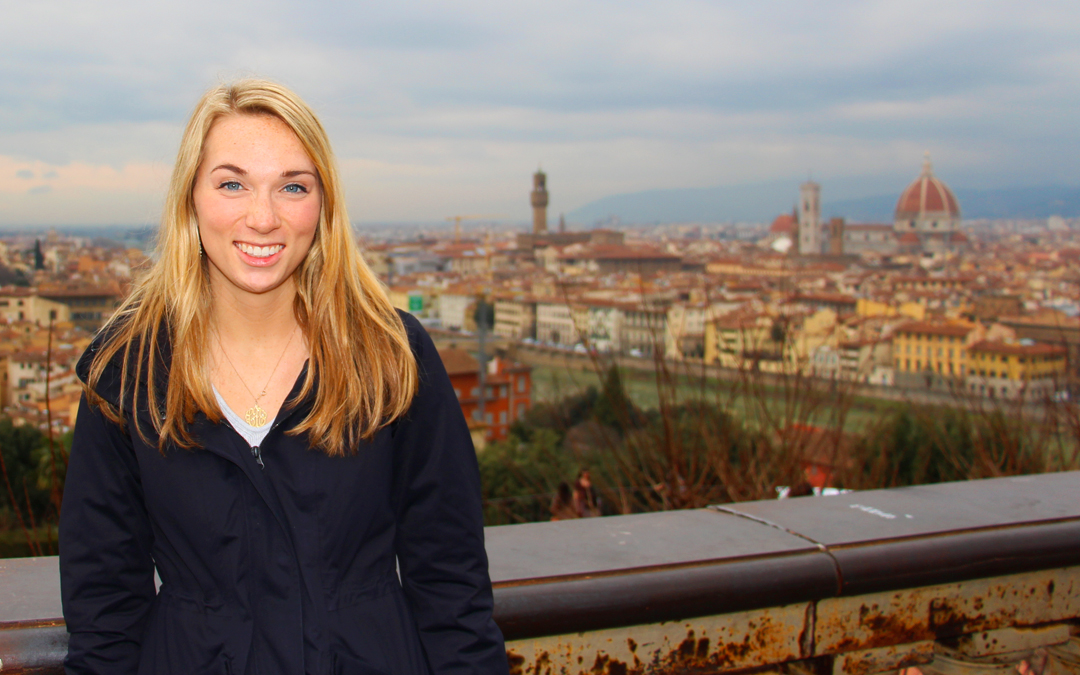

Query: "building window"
<box><xmin>499</xmin><ymin>411</ymin><xmax>507</xmax><ymax>424</ymax></box>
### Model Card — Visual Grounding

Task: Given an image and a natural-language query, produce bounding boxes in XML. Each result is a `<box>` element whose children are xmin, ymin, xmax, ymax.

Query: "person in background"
<box><xmin>573</xmin><ymin>468</ymin><xmax>601</xmax><ymax>518</ymax></box>
<box><xmin>550</xmin><ymin>482</ymin><xmax>578</xmax><ymax>521</ymax></box>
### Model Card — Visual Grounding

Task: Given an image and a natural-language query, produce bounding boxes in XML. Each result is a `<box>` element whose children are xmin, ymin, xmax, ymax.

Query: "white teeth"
<box><xmin>237</xmin><ymin>243</ymin><xmax>283</xmax><ymax>258</ymax></box>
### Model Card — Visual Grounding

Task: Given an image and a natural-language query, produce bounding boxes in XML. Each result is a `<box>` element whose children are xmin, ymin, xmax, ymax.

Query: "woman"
<box><xmin>59</xmin><ymin>80</ymin><xmax>508</xmax><ymax>675</ymax></box>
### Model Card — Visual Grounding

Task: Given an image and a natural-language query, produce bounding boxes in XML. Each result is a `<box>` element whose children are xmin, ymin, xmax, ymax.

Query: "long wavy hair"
<box><xmin>85</xmin><ymin>79</ymin><xmax>418</xmax><ymax>456</ymax></box>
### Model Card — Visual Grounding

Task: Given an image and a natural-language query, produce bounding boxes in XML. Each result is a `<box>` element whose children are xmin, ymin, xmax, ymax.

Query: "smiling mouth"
<box><xmin>236</xmin><ymin>243</ymin><xmax>284</xmax><ymax>258</ymax></box>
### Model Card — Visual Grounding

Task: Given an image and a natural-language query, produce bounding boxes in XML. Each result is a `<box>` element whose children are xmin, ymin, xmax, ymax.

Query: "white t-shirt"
<box><xmin>212</xmin><ymin>385</ymin><xmax>272</xmax><ymax>449</ymax></box>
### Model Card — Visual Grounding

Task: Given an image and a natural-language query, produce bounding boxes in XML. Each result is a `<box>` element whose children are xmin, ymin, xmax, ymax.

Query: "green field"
<box><xmin>530</xmin><ymin>362</ymin><xmax>914</xmax><ymax>435</ymax></box>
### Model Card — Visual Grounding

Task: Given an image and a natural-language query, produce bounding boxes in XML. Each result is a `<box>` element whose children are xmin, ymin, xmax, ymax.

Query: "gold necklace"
<box><xmin>216</xmin><ymin>326</ymin><xmax>298</xmax><ymax>427</ymax></box>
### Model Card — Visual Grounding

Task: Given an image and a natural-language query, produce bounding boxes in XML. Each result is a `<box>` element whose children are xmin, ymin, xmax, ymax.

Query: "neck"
<box><xmin>210</xmin><ymin>281</ymin><xmax>300</xmax><ymax>346</ymax></box>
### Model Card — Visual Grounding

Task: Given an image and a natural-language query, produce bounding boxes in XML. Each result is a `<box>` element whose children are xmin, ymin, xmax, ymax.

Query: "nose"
<box><xmin>246</xmin><ymin>190</ymin><xmax>281</xmax><ymax>233</ymax></box>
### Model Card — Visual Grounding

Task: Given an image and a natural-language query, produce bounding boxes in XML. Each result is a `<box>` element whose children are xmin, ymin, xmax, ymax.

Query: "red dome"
<box><xmin>895</xmin><ymin>154</ymin><xmax>960</xmax><ymax>218</ymax></box>
<box><xmin>770</xmin><ymin>212</ymin><xmax>797</xmax><ymax>234</ymax></box>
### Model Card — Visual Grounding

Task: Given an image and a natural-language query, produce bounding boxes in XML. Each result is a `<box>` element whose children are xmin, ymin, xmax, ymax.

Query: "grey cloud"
<box><xmin>16</xmin><ymin>170</ymin><xmax>33</xmax><ymax>179</ymax></box>
<box><xmin>27</xmin><ymin>185</ymin><xmax>52</xmax><ymax>195</ymax></box>
<box><xmin>1</xmin><ymin>0</ymin><xmax>1078</xmax><ymax>221</ymax></box>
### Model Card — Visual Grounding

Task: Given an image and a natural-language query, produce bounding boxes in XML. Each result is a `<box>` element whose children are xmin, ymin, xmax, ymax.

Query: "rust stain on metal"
<box><xmin>505</xmin><ymin>603</ymin><xmax>808</xmax><ymax>674</ymax></box>
<box><xmin>590</xmin><ymin>653</ymin><xmax>629</xmax><ymax>675</ymax></box>
<box><xmin>817</xmin><ymin>568</ymin><xmax>1080</xmax><ymax>655</ymax></box>
<box><xmin>531</xmin><ymin>650</ymin><xmax>552</xmax><ymax>675</ymax></box>
<box><xmin>502</xmin><ymin>570</ymin><xmax>1078</xmax><ymax>674</ymax></box>
<box><xmin>507</xmin><ymin>650</ymin><xmax>525</xmax><ymax>675</ymax></box>
<box><xmin>837</xmin><ymin>641</ymin><xmax>935</xmax><ymax>675</ymax></box>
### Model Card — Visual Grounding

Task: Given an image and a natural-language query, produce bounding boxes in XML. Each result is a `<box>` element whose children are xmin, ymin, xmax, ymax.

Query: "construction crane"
<box><xmin>446</xmin><ymin>214</ymin><xmax>507</xmax><ymax>243</ymax></box>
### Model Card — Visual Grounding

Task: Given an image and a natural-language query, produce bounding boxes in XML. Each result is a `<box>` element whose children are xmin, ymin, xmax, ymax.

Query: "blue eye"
<box><xmin>218</xmin><ymin>180</ymin><xmax>242</xmax><ymax>191</ymax></box>
<box><xmin>283</xmin><ymin>183</ymin><xmax>308</xmax><ymax>194</ymax></box>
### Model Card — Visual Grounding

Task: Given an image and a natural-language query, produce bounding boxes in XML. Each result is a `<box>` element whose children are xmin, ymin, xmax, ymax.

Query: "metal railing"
<box><xmin>2</xmin><ymin>472</ymin><xmax>1079</xmax><ymax>674</ymax></box>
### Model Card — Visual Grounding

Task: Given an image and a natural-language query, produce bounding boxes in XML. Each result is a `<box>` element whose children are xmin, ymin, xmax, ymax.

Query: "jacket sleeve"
<box><xmin>391</xmin><ymin>313</ymin><xmax>509</xmax><ymax>675</ymax></box>
<box><xmin>60</xmin><ymin>395</ymin><xmax>156</xmax><ymax>675</ymax></box>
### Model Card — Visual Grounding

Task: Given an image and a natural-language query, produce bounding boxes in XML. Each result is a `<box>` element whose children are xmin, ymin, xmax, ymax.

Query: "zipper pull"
<box><xmin>251</xmin><ymin>445</ymin><xmax>265</xmax><ymax>469</ymax></box>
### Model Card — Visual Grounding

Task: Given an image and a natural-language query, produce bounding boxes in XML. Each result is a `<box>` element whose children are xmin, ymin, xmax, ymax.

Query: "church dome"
<box><xmin>770</xmin><ymin>212</ymin><xmax>797</xmax><ymax>235</ymax></box>
<box><xmin>895</xmin><ymin>153</ymin><xmax>960</xmax><ymax>219</ymax></box>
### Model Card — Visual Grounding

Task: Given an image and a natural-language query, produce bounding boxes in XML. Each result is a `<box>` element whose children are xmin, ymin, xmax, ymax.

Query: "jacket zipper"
<box><xmin>249</xmin><ymin>416</ymin><xmax>288</xmax><ymax>470</ymax></box>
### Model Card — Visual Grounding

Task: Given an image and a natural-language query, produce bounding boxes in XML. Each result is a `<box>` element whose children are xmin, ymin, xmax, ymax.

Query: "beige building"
<box><xmin>620</xmin><ymin>303</ymin><xmax>668</xmax><ymax>357</ymax></box>
<box><xmin>0</xmin><ymin>289</ymin><xmax>71</xmax><ymax>325</ymax></box>
<box><xmin>37</xmin><ymin>283</ymin><xmax>122</xmax><ymax>331</ymax></box>
<box><xmin>535</xmin><ymin>301</ymin><xmax>586</xmax><ymax>347</ymax></box>
<box><xmin>493</xmin><ymin>295</ymin><xmax>537</xmax><ymax>340</ymax></box>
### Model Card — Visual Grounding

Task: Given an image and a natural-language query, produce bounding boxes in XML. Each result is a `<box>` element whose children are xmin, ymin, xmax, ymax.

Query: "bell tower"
<box><xmin>531</xmin><ymin>169</ymin><xmax>549</xmax><ymax>234</ymax></box>
<box><xmin>798</xmin><ymin>180</ymin><xmax>821</xmax><ymax>255</ymax></box>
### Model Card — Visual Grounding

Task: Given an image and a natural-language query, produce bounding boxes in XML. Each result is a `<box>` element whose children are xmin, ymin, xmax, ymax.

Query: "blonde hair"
<box><xmin>86</xmin><ymin>79</ymin><xmax>417</xmax><ymax>456</ymax></box>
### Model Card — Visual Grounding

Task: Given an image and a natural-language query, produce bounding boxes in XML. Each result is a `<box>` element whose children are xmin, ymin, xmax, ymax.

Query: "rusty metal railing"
<box><xmin>2</xmin><ymin>472</ymin><xmax>1079</xmax><ymax>674</ymax></box>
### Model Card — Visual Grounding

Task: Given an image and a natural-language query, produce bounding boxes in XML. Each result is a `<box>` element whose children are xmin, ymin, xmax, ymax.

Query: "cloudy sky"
<box><xmin>2</xmin><ymin>0</ymin><xmax>1078</xmax><ymax>226</ymax></box>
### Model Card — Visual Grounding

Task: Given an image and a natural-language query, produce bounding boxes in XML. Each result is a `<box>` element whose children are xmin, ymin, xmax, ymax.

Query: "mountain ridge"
<box><xmin>566</xmin><ymin>183</ymin><xmax>1080</xmax><ymax>224</ymax></box>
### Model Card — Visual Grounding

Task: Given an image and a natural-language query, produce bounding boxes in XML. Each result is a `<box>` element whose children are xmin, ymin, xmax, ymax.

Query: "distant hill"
<box><xmin>567</xmin><ymin>181</ymin><xmax>795</xmax><ymax>225</ymax></box>
<box><xmin>568</xmin><ymin>184</ymin><xmax>1080</xmax><ymax>225</ymax></box>
<box><xmin>828</xmin><ymin>186</ymin><xmax>1080</xmax><ymax>222</ymax></box>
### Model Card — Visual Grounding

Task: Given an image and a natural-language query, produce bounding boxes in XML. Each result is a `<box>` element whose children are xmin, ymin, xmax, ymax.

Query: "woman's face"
<box><xmin>192</xmin><ymin>113</ymin><xmax>321</xmax><ymax>304</ymax></box>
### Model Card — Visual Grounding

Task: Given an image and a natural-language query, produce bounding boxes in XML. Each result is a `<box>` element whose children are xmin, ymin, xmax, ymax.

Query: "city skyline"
<box><xmin>2</xmin><ymin>0</ymin><xmax>1079</xmax><ymax>226</ymax></box>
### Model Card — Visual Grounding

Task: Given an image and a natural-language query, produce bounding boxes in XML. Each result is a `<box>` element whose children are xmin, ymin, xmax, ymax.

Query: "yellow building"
<box><xmin>705</xmin><ymin>311</ymin><xmax>778</xmax><ymax>370</ymax></box>
<box><xmin>774</xmin><ymin>309</ymin><xmax>841</xmax><ymax>375</ymax></box>
<box><xmin>891</xmin><ymin>320</ymin><xmax>983</xmax><ymax>385</ymax></box>
<box><xmin>965</xmin><ymin>340</ymin><xmax>1067</xmax><ymax>400</ymax></box>
<box><xmin>856</xmin><ymin>298</ymin><xmax>925</xmax><ymax>320</ymax></box>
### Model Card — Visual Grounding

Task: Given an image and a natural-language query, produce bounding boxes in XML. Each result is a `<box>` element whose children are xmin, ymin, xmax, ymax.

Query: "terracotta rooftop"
<box><xmin>437</xmin><ymin>347</ymin><xmax>480</xmax><ymax>376</ymax></box>
<box><xmin>894</xmin><ymin>321</ymin><xmax>976</xmax><ymax>338</ymax></box>
<box><xmin>560</xmin><ymin>245</ymin><xmax>681</xmax><ymax>261</ymax></box>
<box><xmin>968</xmin><ymin>340</ymin><xmax>1066</xmax><ymax>357</ymax></box>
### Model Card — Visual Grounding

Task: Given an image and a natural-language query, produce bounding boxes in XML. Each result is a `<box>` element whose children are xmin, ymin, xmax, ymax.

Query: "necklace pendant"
<box><xmin>245</xmin><ymin>404</ymin><xmax>268</xmax><ymax>427</ymax></box>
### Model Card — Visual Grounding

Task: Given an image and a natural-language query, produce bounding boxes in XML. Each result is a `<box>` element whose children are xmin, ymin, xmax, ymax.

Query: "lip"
<box><xmin>234</xmin><ymin>241</ymin><xmax>285</xmax><ymax>267</ymax></box>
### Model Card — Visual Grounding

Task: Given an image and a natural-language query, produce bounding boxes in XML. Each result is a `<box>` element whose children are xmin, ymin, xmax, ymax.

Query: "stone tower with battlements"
<box><xmin>531</xmin><ymin>169</ymin><xmax>549</xmax><ymax>234</ymax></box>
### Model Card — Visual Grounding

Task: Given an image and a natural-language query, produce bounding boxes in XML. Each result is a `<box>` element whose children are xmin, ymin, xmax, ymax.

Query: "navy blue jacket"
<box><xmin>59</xmin><ymin>312</ymin><xmax>508</xmax><ymax>675</ymax></box>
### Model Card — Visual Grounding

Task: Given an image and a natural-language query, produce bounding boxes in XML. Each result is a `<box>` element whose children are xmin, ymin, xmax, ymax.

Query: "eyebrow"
<box><xmin>208</xmin><ymin>166</ymin><xmax>315</xmax><ymax>179</ymax></box>
<box><xmin>210</xmin><ymin>163</ymin><xmax>246</xmax><ymax>175</ymax></box>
